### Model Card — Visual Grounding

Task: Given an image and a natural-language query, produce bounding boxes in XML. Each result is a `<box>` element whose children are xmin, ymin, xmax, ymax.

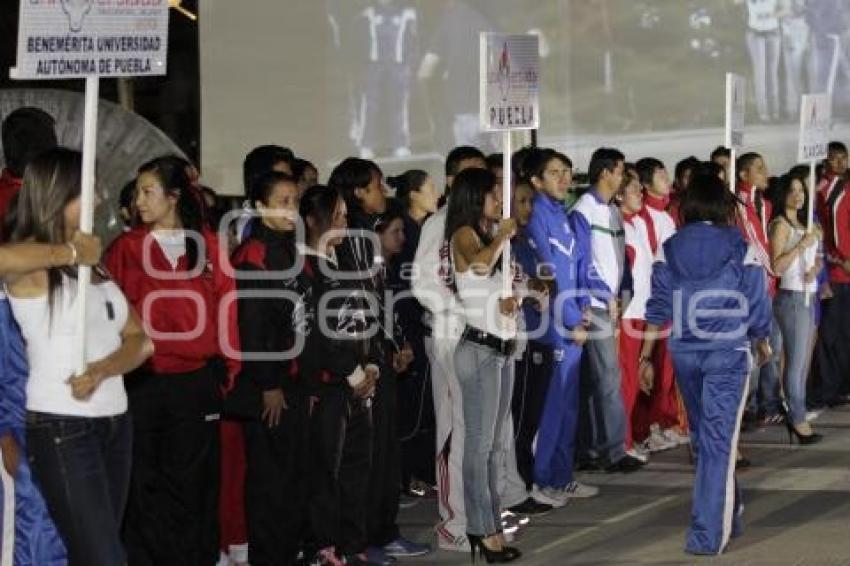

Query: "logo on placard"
<box><xmin>60</xmin><ymin>0</ymin><xmax>94</xmax><ymax>33</ymax></box>
<box><xmin>497</xmin><ymin>42</ymin><xmax>511</xmax><ymax>101</ymax></box>
<box><xmin>808</xmin><ymin>100</ymin><xmax>827</xmax><ymax>130</ymax></box>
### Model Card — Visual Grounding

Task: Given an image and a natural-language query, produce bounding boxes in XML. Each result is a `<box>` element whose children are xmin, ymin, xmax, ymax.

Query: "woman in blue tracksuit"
<box><xmin>640</xmin><ymin>173</ymin><xmax>772</xmax><ymax>556</ymax></box>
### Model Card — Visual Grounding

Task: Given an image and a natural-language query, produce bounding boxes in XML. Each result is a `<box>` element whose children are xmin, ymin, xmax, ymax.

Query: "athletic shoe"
<box><xmin>383</xmin><ymin>537</ymin><xmax>431</xmax><ymax>558</ymax></box>
<box><xmin>806</xmin><ymin>409</ymin><xmax>823</xmax><ymax>421</ymax></box>
<box><xmin>662</xmin><ymin>428</ymin><xmax>690</xmax><ymax>446</ymax></box>
<box><xmin>531</xmin><ymin>485</ymin><xmax>569</xmax><ymax>508</ymax></box>
<box><xmin>407</xmin><ymin>478</ymin><xmax>437</xmax><ymax>498</ymax></box>
<box><xmin>508</xmin><ymin>497</ymin><xmax>553</xmax><ymax>516</ymax></box>
<box><xmin>500</xmin><ymin>514</ymin><xmax>521</xmax><ymax>535</ymax></box>
<box><xmin>562</xmin><ymin>481</ymin><xmax>599</xmax><ymax>498</ymax></box>
<box><xmin>757</xmin><ymin>413</ymin><xmax>785</xmax><ymax>427</ymax></box>
<box><xmin>437</xmin><ymin>532</ymin><xmax>470</xmax><ymax>553</ymax></box>
<box><xmin>605</xmin><ymin>454</ymin><xmax>645</xmax><ymax>474</ymax></box>
<box><xmin>626</xmin><ymin>447</ymin><xmax>649</xmax><ymax>464</ymax></box>
<box><xmin>643</xmin><ymin>425</ymin><xmax>677</xmax><ymax>453</ymax></box>
<box><xmin>363</xmin><ymin>547</ymin><xmax>396</xmax><ymax>565</ymax></box>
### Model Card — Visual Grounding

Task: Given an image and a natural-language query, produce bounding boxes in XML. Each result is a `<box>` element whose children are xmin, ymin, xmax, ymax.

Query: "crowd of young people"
<box><xmin>0</xmin><ymin>104</ymin><xmax>848</xmax><ymax>565</ymax></box>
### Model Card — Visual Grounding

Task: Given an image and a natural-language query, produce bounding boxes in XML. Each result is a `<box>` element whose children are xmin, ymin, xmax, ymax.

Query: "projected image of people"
<box><xmin>359</xmin><ymin>0</ymin><xmax>419</xmax><ymax>160</ymax></box>
<box><xmin>417</xmin><ymin>0</ymin><xmax>498</xmax><ymax>152</ymax></box>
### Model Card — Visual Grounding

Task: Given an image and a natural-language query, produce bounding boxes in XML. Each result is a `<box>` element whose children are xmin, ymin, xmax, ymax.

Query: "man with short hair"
<box><xmin>572</xmin><ymin>147</ymin><xmax>644</xmax><ymax>473</ymax></box>
<box><xmin>736</xmin><ymin>152</ymin><xmax>783</xmax><ymax>426</ymax></box>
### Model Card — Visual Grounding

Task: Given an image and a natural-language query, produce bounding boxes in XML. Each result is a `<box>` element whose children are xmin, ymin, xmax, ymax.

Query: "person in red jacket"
<box><xmin>815</xmin><ymin>141</ymin><xmax>850</xmax><ymax>406</ymax></box>
<box><xmin>104</xmin><ymin>155</ymin><xmax>240</xmax><ymax>566</ymax></box>
<box><xmin>736</xmin><ymin>152</ymin><xmax>783</xmax><ymax>427</ymax></box>
<box><xmin>630</xmin><ymin>158</ymin><xmax>686</xmax><ymax>454</ymax></box>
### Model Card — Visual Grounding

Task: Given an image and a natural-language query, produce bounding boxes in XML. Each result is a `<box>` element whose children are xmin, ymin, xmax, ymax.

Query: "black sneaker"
<box><xmin>605</xmin><ymin>454</ymin><xmax>645</xmax><ymax>473</ymax></box>
<box><xmin>508</xmin><ymin>497</ymin><xmax>553</xmax><ymax>516</ymax></box>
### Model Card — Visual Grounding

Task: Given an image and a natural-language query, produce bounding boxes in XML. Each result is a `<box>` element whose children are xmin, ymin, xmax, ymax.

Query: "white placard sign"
<box><xmin>798</xmin><ymin>94</ymin><xmax>831</xmax><ymax>162</ymax></box>
<box><xmin>12</xmin><ymin>0</ymin><xmax>169</xmax><ymax>80</ymax></box>
<box><xmin>480</xmin><ymin>33</ymin><xmax>540</xmax><ymax>132</ymax></box>
<box><xmin>725</xmin><ymin>73</ymin><xmax>746</xmax><ymax>148</ymax></box>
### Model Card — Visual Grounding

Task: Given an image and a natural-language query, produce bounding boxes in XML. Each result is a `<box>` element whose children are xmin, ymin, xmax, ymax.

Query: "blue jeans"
<box><xmin>26</xmin><ymin>411</ymin><xmax>132</xmax><ymax>566</ymax></box>
<box><xmin>581</xmin><ymin>309</ymin><xmax>626</xmax><ymax>465</ymax></box>
<box><xmin>774</xmin><ymin>291</ymin><xmax>815</xmax><ymax>425</ymax></box>
<box><xmin>454</xmin><ymin>339</ymin><xmax>512</xmax><ymax>537</ymax></box>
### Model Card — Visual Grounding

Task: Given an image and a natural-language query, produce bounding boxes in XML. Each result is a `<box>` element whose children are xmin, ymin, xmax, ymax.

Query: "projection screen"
<box><xmin>201</xmin><ymin>0</ymin><xmax>850</xmax><ymax>195</ymax></box>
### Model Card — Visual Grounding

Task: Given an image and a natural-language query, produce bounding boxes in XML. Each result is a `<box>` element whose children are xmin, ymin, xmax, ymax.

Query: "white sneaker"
<box><xmin>437</xmin><ymin>533</ymin><xmax>470</xmax><ymax>552</ymax></box>
<box><xmin>626</xmin><ymin>447</ymin><xmax>649</xmax><ymax>464</ymax></box>
<box><xmin>531</xmin><ymin>485</ymin><xmax>569</xmax><ymax>508</ymax></box>
<box><xmin>644</xmin><ymin>425</ymin><xmax>677</xmax><ymax>453</ymax></box>
<box><xmin>806</xmin><ymin>410</ymin><xmax>823</xmax><ymax>421</ymax></box>
<box><xmin>501</xmin><ymin>509</ymin><xmax>530</xmax><ymax>527</ymax></box>
<box><xmin>662</xmin><ymin>427</ymin><xmax>690</xmax><ymax>446</ymax></box>
<box><xmin>562</xmin><ymin>481</ymin><xmax>599</xmax><ymax>499</ymax></box>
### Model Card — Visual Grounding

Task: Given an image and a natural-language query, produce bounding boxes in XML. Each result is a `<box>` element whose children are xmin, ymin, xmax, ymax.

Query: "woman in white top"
<box><xmin>5</xmin><ymin>148</ymin><xmax>153</xmax><ymax>565</ymax></box>
<box><xmin>445</xmin><ymin>168</ymin><xmax>521</xmax><ymax>563</ymax></box>
<box><xmin>768</xmin><ymin>173</ymin><xmax>823</xmax><ymax>444</ymax></box>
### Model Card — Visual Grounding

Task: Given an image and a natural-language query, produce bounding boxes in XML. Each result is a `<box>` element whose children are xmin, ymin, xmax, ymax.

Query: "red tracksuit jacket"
<box><xmin>816</xmin><ymin>173</ymin><xmax>850</xmax><ymax>284</ymax></box>
<box><xmin>0</xmin><ymin>169</ymin><xmax>22</xmax><ymax>242</ymax></box>
<box><xmin>737</xmin><ymin>182</ymin><xmax>777</xmax><ymax>297</ymax></box>
<box><xmin>104</xmin><ymin>226</ymin><xmax>241</xmax><ymax>386</ymax></box>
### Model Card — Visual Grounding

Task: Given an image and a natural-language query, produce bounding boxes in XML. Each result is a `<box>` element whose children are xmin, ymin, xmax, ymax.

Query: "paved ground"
<box><xmin>397</xmin><ymin>405</ymin><xmax>850</xmax><ymax>565</ymax></box>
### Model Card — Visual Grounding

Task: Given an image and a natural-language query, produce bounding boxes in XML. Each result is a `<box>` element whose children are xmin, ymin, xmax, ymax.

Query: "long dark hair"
<box><xmin>386</xmin><ymin>169</ymin><xmax>428</xmax><ymax>211</ymax></box>
<box><xmin>444</xmin><ymin>168</ymin><xmax>497</xmax><ymax>245</ymax></box>
<box><xmin>770</xmin><ymin>173</ymin><xmax>809</xmax><ymax>227</ymax></box>
<box><xmin>137</xmin><ymin>155</ymin><xmax>205</xmax><ymax>271</ymax></box>
<box><xmin>10</xmin><ymin>147</ymin><xmax>82</xmax><ymax>310</ymax></box>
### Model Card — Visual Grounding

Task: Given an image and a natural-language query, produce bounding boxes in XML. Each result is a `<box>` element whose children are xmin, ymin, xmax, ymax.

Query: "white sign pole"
<box><xmin>797</xmin><ymin>93</ymin><xmax>831</xmax><ymax>307</ymax></box>
<box><xmin>805</xmin><ymin>161</ymin><xmax>815</xmax><ymax>309</ymax></box>
<box><xmin>502</xmin><ymin>132</ymin><xmax>512</xmax><ymax>296</ymax></box>
<box><xmin>725</xmin><ymin>73</ymin><xmax>746</xmax><ymax>193</ymax></box>
<box><xmin>75</xmin><ymin>76</ymin><xmax>99</xmax><ymax>375</ymax></box>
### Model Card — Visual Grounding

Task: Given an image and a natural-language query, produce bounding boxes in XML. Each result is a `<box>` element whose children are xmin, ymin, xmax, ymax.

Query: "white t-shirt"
<box><xmin>10</xmin><ymin>275</ymin><xmax>129</xmax><ymax>417</ymax></box>
<box><xmin>152</xmin><ymin>230</ymin><xmax>187</xmax><ymax>269</ymax></box>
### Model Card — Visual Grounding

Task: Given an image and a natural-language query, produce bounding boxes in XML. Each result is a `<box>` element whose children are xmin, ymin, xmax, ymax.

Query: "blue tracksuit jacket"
<box><xmin>645</xmin><ymin>223</ymin><xmax>771</xmax><ymax>555</ymax></box>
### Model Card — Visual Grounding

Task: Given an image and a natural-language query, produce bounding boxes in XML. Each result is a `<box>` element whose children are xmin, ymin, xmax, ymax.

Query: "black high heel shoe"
<box><xmin>780</xmin><ymin>404</ymin><xmax>823</xmax><ymax>445</ymax></box>
<box><xmin>467</xmin><ymin>534</ymin><xmax>521</xmax><ymax>563</ymax></box>
<box><xmin>785</xmin><ymin>421</ymin><xmax>823</xmax><ymax>445</ymax></box>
